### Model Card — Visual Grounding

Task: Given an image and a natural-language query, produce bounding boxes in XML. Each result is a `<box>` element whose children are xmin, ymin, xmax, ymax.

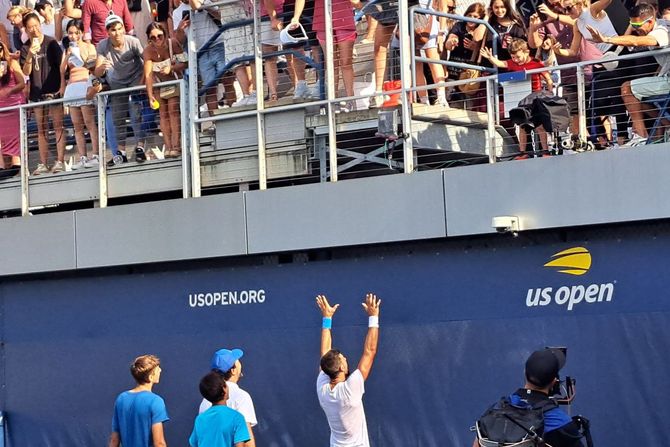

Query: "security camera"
<box><xmin>491</xmin><ymin>216</ymin><xmax>520</xmax><ymax>236</ymax></box>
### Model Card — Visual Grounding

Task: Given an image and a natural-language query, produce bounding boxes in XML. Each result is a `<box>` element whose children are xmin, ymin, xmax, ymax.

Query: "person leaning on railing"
<box><xmin>589</xmin><ymin>2</ymin><xmax>670</xmax><ymax>146</ymax></box>
<box><xmin>20</xmin><ymin>11</ymin><xmax>66</xmax><ymax>175</ymax></box>
<box><xmin>143</xmin><ymin>22</ymin><xmax>186</xmax><ymax>158</ymax></box>
<box><xmin>0</xmin><ymin>40</ymin><xmax>25</xmax><ymax>178</ymax></box>
<box><xmin>552</xmin><ymin>0</ymin><xmax>622</xmax><ymax>148</ymax></box>
<box><xmin>527</xmin><ymin>0</ymin><xmax>602</xmax><ymax>139</ymax></box>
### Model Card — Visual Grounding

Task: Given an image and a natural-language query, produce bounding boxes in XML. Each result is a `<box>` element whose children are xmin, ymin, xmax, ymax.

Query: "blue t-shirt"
<box><xmin>111</xmin><ymin>390</ymin><xmax>170</xmax><ymax>447</ymax></box>
<box><xmin>189</xmin><ymin>405</ymin><xmax>250</xmax><ymax>447</ymax></box>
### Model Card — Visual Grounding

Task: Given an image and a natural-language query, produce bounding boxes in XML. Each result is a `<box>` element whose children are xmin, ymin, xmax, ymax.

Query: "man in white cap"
<box><xmin>198</xmin><ymin>348</ymin><xmax>257</xmax><ymax>447</ymax></box>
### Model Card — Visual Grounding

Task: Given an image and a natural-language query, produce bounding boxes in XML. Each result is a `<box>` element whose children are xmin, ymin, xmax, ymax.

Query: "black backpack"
<box><xmin>476</xmin><ymin>395</ymin><xmax>557</xmax><ymax>446</ymax></box>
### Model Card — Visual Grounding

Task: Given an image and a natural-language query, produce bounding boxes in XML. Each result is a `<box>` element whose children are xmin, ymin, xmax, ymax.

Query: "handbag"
<box><xmin>158</xmin><ymin>39</ymin><xmax>179</xmax><ymax>99</ymax></box>
<box><xmin>458</xmin><ymin>29</ymin><xmax>487</xmax><ymax>94</ymax></box>
<box><xmin>414</xmin><ymin>13</ymin><xmax>434</xmax><ymax>47</ymax></box>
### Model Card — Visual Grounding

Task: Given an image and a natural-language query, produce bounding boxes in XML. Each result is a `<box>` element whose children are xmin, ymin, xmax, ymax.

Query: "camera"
<box><xmin>491</xmin><ymin>216</ymin><xmax>520</xmax><ymax>234</ymax></box>
<box><xmin>547</xmin><ymin>346</ymin><xmax>577</xmax><ymax>405</ymax></box>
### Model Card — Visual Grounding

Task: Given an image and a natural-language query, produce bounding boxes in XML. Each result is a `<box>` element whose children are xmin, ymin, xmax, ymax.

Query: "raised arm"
<box><xmin>357</xmin><ymin>293</ymin><xmax>380</xmax><ymax>381</ymax></box>
<box><xmin>316</xmin><ymin>295</ymin><xmax>339</xmax><ymax>358</ymax></box>
<box><xmin>590</xmin><ymin>0</ymin><xmax>612</xmax><ymax>18</ymax></box>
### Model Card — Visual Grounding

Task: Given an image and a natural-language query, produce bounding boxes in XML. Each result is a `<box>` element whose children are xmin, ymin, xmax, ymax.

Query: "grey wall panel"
<box><xmin>245</xmin><ymin>171</ymin><xmax>447</xmax><ymax>253</ymax></box>
<box><xmin>0</xmin><ymin>212</ymin><xmax>76</xmax><ymax>275</ymax></box>
<box><xmin>444</xmin><ymin>145</ymin><xmax>670</xmax><ymax>236</ymax></box>
<box><xmin>75</xmin><ymin>195</ymin><xmax>247</xmax><ymax>268</ymax></box>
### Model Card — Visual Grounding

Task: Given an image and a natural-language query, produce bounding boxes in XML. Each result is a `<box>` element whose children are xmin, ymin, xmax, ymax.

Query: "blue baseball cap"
<box><xmin>211</xmin><ymin>348</ymin><xmax>244</xmax><ymax>373</ymax></box>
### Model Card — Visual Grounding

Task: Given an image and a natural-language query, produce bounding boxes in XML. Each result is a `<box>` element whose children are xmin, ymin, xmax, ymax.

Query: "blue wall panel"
<box><xmin>0</xmin><ymin>234</ymin><xmax>668</xmax><ymax>446</ymax></box>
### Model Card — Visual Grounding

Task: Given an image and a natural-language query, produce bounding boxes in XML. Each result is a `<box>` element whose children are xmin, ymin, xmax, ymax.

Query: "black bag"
<box><xmin>476</xmin><ymin>395</ymin><xmax>557</xmax><ymax>446</ymax></box>
<box><xmin>509</xmin><ymin>91</ymin><xmax>570</xmax><ymax>133</ymax></box>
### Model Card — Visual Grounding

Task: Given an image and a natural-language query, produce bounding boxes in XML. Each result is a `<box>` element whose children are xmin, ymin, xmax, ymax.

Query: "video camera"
<box><xmin>547</xmin><ymin>346</ymin><xmax>577</xmax><ymax>405</ymax></box>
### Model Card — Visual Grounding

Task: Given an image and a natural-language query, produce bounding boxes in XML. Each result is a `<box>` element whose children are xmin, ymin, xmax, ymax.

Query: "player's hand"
<box><xmin>316</xmin><ymin>295</ymin><xmax>339</xmax><ymax>318</ymax></box>
<box><xmin>361</xmin><ymin>293</ymin><xmax>381</xmax><ymax>317</ymax></box>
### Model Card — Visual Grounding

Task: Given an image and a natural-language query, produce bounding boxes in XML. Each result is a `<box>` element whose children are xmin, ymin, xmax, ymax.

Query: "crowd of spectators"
<box><xmin>0</xmin><ymin>0</ymin><xmax>668</xmax><ymax>176</ymax></box>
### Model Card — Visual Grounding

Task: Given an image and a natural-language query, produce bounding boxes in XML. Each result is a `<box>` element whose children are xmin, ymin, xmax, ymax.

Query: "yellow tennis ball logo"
<box><xmin>543</xmin><ymin>247</ymin><xmax>592</xmax><ymax>276</ymax></box>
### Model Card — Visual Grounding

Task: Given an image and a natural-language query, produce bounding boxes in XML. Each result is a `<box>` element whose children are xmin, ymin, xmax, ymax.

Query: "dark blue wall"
<box><xmin>1</xmin><ymin>232</ymin><xmax>668</xmax><ymax>446</ymax></box>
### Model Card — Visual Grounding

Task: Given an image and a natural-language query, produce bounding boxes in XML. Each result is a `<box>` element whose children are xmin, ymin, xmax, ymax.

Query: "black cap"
<box><xmin>525</xmin><ymin>348</ymin><xmax>566</xmax><ymax>388</ymax></box>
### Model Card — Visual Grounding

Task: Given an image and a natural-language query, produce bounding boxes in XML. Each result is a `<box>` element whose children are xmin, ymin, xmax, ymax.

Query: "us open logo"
<box><xmin>526</xmin><ymin>247</ymin><xmax>615</xmax><ymax>311</ymax></box>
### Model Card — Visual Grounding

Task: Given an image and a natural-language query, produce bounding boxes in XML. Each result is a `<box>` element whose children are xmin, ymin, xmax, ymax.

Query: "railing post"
<box><xmin>324</xmin><ymin>0</ymin><xmax>338</xmax><ymax>181</ymax></box>
<box><xmin>187</xmin><ymin>11</ymin><xmax>202</xmax><ymax>197</ymax></box>
<box><xmin>576</xmin><ymin>64</ymin><xmax>587</xmax><ymax>142</ymax></box>
<box><xmin>486</xmin><ymin>77</ymin><xmax>497</xmax><ymax>163</ymax></box>
<box><xmin>398</xmin><ymin>0</ymin><xmax>414</xmax><ymax>173</ymax></box>
<box><xmin>97</xmin><ymin>93</ymin><xmax>108</xmax><ymax>207</ymax></box>
<box><xmin>254</xmin><ymin>0</ymin><xmax>268</xmax><ymax>189</ymax></box>
<box><xmin>19</xmin><ymin>106</ymin><xmax>29</xmax><ymax>216</ymax></box>
<box><xmin>180</xmin><ymin>78</ymin><xmax>191</xmax><ymax>198</ymax></box>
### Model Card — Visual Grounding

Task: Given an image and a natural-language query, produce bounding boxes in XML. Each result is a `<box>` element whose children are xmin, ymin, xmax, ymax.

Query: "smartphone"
<box><xmin>32</xmin><ymin>37</ymin><xmax>39</xmax><ymax>47</ymax></box>
<box><xmin>182</xmin><ymin>10</ymin><xmax>190</xmax><ymax>20</ymax></box>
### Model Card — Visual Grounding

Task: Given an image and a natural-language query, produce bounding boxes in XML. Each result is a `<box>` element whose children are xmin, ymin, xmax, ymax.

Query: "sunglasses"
<box><xmin>630</xmin><ymin>16</ymin><xmax>652</xmax><ymax>28</ymax></box>
<box><xmin>149</xmin><ymin>33</ymin><xmax>164</xmax><ymax>42</ymax></box>
<box><xmin>564</xmin><ymin>5</ymin><xmax>575</xmax><ymax>12</ymax></box>
<box><xmin>447</xmin><ymin>6</ymin><xmax>456</xmax><ymax>12</ymax></box>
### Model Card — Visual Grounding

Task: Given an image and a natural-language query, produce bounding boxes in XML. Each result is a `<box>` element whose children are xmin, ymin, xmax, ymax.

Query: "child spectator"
<box><xmin>474</xmin><ymin>0</ymin><xmax>526</xmax><ymax>63</ymax></box>
<box><xmin>537</xmin><ymin>35</ymin><xmax>560</xmax><ymax>90</ymax></box>
<box><xmin>189</xmin><ymin>371</ymin><xmax>251</xmax><ymax>447</ymax></box>
<box><xmin>481</xmin><ymin>39</ymin><xmax>553</xmax><ymax>158</ymax></box>
<box><xmin>109</xmin><ymin>355</ymin><xmax>169</xmax><ymax>447</ymax></box>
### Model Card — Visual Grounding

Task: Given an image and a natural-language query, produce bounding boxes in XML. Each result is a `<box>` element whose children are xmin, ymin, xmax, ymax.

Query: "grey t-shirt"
<box><xmin>96</xmin><ymin>35</ymin><xmax>144</xmax><ymax>89</ymax></box>
<box><xmin>648</xmin><ymin>20</ymin><xmax>670</xmax><ymax>76</ymax></box>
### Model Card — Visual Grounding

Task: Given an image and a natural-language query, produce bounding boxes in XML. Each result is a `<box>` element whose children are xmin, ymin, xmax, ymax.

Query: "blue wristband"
<box><xmin>322</xmin><ymin>317</ymin><xmax>332</xmax><ymax>329</ymax></box>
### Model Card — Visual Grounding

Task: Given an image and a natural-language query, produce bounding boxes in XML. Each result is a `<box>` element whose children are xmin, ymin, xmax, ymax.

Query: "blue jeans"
<box><xmin>108</xmin><ymin>92</ymin><xmax>148</xmax><ymax>152</ymax></box>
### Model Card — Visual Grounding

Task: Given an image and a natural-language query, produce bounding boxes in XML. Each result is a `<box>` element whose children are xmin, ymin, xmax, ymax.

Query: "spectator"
<box><xmin>0</xmin><ymin>40</ymin><xmax>25</xmax><ymax>176</ymax></box>
<box><xmin>35</xmin><ymin>0</ymin><xmax>57</xmax><ymax>38</ymax></box>
<box><xmin>190</xmin><ymin>372</ymin><xmax>250</xmax><ymax>447</ymax></box>
<box><xmin>82</xmin><ymin>0</ymin><xmax>133</xmax><ymax>45</ymax></box>
<box><xmin>261</xmin><ymin>0</ymin><xmax>284</xmax><ymax>102</ymax></box>
<box><xmin>198</xmin><ymin>348</ymin><xmax>258</xmax><ymax>446</ymax></box>
<box><xmin>481</xmin><ymin>39</ymin><xmax>553</xmax><ymax>156</ymax></box>
<box><xmin>414</xmin><ymin>0</ymin><xmax>448</xmax><ymax>107</ymax></box>
<box><xmin>94</xmin><ymin>14</ymin><xmax>147</xmax><ymax>165</ymax></box>
<box><xmin>528</xmin><ymin>0</ymin><xmax>603</xmax><ymax>140</ymax></box>
<box><xmin>474</xmin><ymin>0</ymin><xmax>526</xmax><ymax>63</ymax></box>
<box><xmin>220</xmin><ymin>0</ymin><xmax>255</xmax><ymax>107</ymax></box>
<box><xmin>589</xmin><ymin>2</ymin><xmax>670</xmax><ymax>145</ymax></box>
<box><xmin>554</xmin><ymin>0</ymin><xmax>622</xmax><ymax>147</ymax></box>
<box><xmin>366</xmin><ymin>0</ymin><xmax>398</xmax><ymax>108</ymax></box>
<box><xmin>7</xmin><ymin>6</ymin><xmax>29</xmax><ymax>53</ymax></box>
<box><xmin>445</xmin><ymin>2</ymin><xmax>484</xmax><ymax>106</ymax></box>
<box><xmin>294</xmin><ymin>0</ymin><xmax>363</xmax><ymax>111</ymax></box>
<box><xmin>59</xmin><ymin>18</ymin><xmax>99</xmax><ymax>170</ymax></box>
<box><xmin>663</xmin><ymin>6</ymin><xmax>670</xmax><ymax>20</ymax></box>
<box><xmin>20</xmin><ymin>11</ymin><xmax>65</xmax><ymax>175</ymax></box>
<box><xmin>170</xmin><ymin>0</ymin><xmax>189</xmax><ymax>45</ymax></box>
<box><xmin>187</xmin><ymin>0</ymin><xmax>228</xmax><ymax>118</ymax></box>
<box><xmin>109</xmin><ymin>354</ymin><xmax>169</xmax><ymax>447</ymax></box>
<box><xmin>58</xmin><ymin>0</ymin><xmax>83</xmax><ymax>34</ymax></box>
<box><xmin>143</xmin><ymin>22</ymin><xmax>186</xmax><ymax>158</ymax></box>
<box><xmin>284</xmin><ymin>0</ymin><xmax>316</xmax><ymax>101</ymax></box>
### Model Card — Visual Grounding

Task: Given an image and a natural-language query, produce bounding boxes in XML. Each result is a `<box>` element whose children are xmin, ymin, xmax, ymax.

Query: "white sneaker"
<box><xmin>293</xmin><ymin>81</ymin><xmax>308</xmax><ymax>100</ymax></box>
<box><xmin>622</xmin><ymin>133</ymin><xmax>648</xmax><ymax>147</ymax></box>
<box><xmin>51</xmin><ymin>161</ymin><xmax>65</xmax><ymax>173</ymax></box>
<box><xmin>85</xmin><ymin>155</ymin><xmax>100</xmax><ymax>168</ymax></box>
<box><xmin>32</xmin><ymin>163</ymin><xmax>49</xmax><ymax>175</ymax></box>
<box><xmin>232</xmin><ymin>92</ymin><xmax>257</xmax><ymax>107</ymax></box>
<box><xmin>71</xmin><ymin>156</ymin><xmax>87</xmax><ymax>170</ymax></box>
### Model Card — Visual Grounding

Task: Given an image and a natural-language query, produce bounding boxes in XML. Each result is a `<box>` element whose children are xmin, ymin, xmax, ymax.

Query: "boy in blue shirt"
<box><xmin>109</xmin><ymin>354</ymin><xmax>169</xmax><ymax>447</ymax></box>
<box><xmin>189</xmin><ymin>371</ymin><xmax>251</xmax><ymax>447</ymax></box>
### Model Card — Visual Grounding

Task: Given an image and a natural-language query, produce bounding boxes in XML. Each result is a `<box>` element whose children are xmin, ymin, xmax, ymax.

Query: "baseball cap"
<box><xmin>211</xmin><ymin>348</ymin><xmax>244</xmax><ymax>373</ymax></box>
<box><xmin>525</xmin><ymin>348</ymin><xmax>566</xmax><ymax>388</ymax></box>
<box><xmin>105</xmin><ymin>14</ymin><xmax>124</xmax><ymax>29</ymax></box>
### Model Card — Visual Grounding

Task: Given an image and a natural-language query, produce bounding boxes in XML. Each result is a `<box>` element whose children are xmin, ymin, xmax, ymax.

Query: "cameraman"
<box><xmin>473</xmin><ymin>348</ymin><xmax>585</xmax><ymax>447</ymax></box>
